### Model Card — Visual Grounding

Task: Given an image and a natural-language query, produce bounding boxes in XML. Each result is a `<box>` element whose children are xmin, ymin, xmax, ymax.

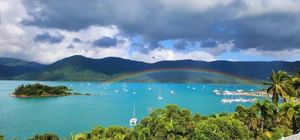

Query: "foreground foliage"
<box><xmin>21</xmin><ymin>101</ymin><xmax>298</xmax><ymax>140</ymax></box>
<box><xmin>12</xmin><ymin>83</ymin><xmax>72</xmax><ymax>97</ymax></box>
<box><xmin>72</xmin><ymin>101</ymin><xmax>299</xmax><ymax>140</ymax></box>
<box><xmin>28</xmin><ymin>133</ymin><xmax>59</xmax><ymax>140</ymax></box>
<box><xmin>24</xmin><ymin>101</ymin><xmax>299</xmax><ymax>140</ymax></box>
<box><xmin>71</xmin><ymin>104</ymin><xmax>250</xmax><ymax>140</ymax></box>
<box><xmin>264</xmin><ymin>70</ymin><xmax>300</xmax><ymax>105</ymax></box>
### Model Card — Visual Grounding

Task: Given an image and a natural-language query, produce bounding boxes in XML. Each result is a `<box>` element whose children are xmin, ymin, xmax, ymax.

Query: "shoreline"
<box><xmin>9</xmin><ymin>93</ymin><xmax>69</xmax><ymax>98</ymax></box>
<box><xmin>9</xmin><ymin>93</ymin><xmax>92</xmax><ymax>98</ymax></box>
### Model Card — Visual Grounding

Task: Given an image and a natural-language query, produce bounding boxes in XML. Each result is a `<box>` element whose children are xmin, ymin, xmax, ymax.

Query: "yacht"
<box><xmin>129</xmin><ymin>104</ymin><xmax>138</xmax><ymax>126</ymax></box>
<box><xmin>158</xmin><ymin>90</ymin><xmax>163</xmax><ymax>100</ymax></box>
<box><xmin>213</xmin><ymin>89</ymin><xmax>221</xmax><ymax>95</ymax></box>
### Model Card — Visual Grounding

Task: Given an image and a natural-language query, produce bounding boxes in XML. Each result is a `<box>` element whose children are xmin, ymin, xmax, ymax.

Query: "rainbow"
<box><xmin>104</xmin><ymin>68</ymin><xmax>255</xmax><ymax>84</ymax></box>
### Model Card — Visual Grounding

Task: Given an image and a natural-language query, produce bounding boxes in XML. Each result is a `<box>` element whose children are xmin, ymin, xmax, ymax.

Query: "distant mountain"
<box><xmin>0</xmin><ymin>55</ymin><xmax>299</xmax><ymax>83</ymax></box>
<box><xmin>0</xmin><ymin>58</ymin><xmax>45</xmax><ymax>79</ymax></box>
<box><xmin>0</xmin><ymin>57</ymin><xmax>43</xmax><ymax>67</ymax></box>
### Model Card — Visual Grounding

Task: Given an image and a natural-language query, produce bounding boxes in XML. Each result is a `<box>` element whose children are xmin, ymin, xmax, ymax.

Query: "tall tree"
<box><xmin>264</xmin><ymin>70</ymin><xmax>295</xmax><ymax>105</ymax></box>
<box><xmin>289</xmin><ymin>71</ymin><xmax>300</xmax><ymax>97</ymax></box>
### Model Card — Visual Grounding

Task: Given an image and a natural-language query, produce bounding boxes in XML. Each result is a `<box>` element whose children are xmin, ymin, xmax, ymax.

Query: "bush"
<box><xmin>194</xmin><ymin>117</ymin><xmax>251</xmax><ymax>140</ymax></box>
<box><xmin>28</xmin><ymin>133</ymin><xmax>59</xmax><ymax>140</ymax></box>
<box><xmin>271</xmin><ymin>127</ymin><xmax>293</xmax><ymax>140</ymax></box>
<box><xmin>73</xmin><ymin>133</ymin><xmax>88</xmax><ymax>140</ymax></box>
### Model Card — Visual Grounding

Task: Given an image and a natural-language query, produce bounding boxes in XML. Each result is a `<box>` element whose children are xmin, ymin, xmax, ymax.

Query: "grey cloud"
<box><xmin>67</xmin><ymin>44</ymin><xmax>75</xmax><ymax>49</ymax></box>
<box><xmin>92</xmin><ymin>36</ymin><xmax>117</xmax><ymax>47</ymax></box>
<box><xmin>23</xmin><ymin>0</ymin><xmax>300</xmax><ymax>52</ymax></box>
<box><xmin>174</xmin><ymin>40</ymin><xmax>188</xmax><ymax>50</ymax></box>
<box><xmin>34</xmin><ymin>32</ymin><xmax>64</xmax><ymax>43</ymax></box>
<box><xmin>73</xmin><ymin>38</ymin><xmax>81</xmax><ymax>43</ymax></box>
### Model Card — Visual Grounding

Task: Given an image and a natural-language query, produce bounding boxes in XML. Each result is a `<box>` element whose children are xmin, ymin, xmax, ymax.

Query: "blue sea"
<box><xmin>0</xmin><ymin>80</ymin><xmax>265</xmax><ymax>139</ymax></box>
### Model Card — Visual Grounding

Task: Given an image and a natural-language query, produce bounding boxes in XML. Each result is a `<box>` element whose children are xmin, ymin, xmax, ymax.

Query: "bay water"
<box><xmin>0</xmin><ymin>80</ymin><xmax>264</xmax><ymax>139</ymax></box>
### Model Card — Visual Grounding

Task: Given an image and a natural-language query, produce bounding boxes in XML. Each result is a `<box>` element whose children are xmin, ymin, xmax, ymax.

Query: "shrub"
<box><xmin>194</xmin><ymin>117</ymin><xmax>251</xmax><ymax>140</ymax></box>
<box><xmin>28</xmin><ymin>133</ymin><xmax>59</xmax><ymax>140</ymax></box>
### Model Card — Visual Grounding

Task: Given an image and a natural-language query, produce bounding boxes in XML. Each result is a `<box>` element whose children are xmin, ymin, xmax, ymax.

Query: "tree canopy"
<box><xmin>12</xmin><ymin>83</ymin><xmax>71</xmax><ymax>97</ymax></box>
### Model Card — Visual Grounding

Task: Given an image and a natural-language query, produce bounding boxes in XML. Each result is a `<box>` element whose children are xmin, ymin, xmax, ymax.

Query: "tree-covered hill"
<box><xmin>1</xmin><ymin>55</ymin><xmax>300</xmax><ymax>83</ymax></box>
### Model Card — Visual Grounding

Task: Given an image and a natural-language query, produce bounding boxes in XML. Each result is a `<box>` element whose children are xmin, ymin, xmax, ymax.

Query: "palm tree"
<box><xmin>278</xmin><ymin>101</ymin><xmax>300</xmax><ymax>134</ymax></box>
<box><xmin>289</xmin><ymin>71</ymin><xmax>300</xmax><ymax>97</ymax></box>
<box><xmin>264</xmin><ymin>70</ymin><xmax>295</xmax><ymax>105</ymax></box>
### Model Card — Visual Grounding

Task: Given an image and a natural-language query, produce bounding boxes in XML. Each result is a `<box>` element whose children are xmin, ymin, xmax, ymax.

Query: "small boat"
<box><xmin>170</xmin><ymin>90</ymin><xmax>175</xmax><ymax>95</ymax></box>
<box><xmin>158</xmin><ymin>90</ymin><xmax>163</xmax><ymax>100</ymax></box>
<box><xmin>213</xmin><ymin>89</ymin><xmax>221</xmax><ymax>95</ymax></box>
<box><xmin>236</xmin><ymin>90</ymin><xmax>244</xmax><ymax>93</ymax></box>
<box><xmin>221</xmin><ymin>99</ymin><xmax>233</xmax><ymax>104</ymax></box>
<box><xmin>148</xmin><ymin>87</ymin><xmax>152</xmax><ymax>90</ymax></box>
<box><xmin>221</xmin><ymin>97</ymin><xmax>257</xmax><ymax>104</ymax></box>
<box><xmin>223</xmin><ymin>90</ymin><xmax>234</xmax><ymax>95</ymax></box>
<box><xmin>129</xmin><ymin>104</ymin><xmax>138</xmax><ymax>126</ymax></box>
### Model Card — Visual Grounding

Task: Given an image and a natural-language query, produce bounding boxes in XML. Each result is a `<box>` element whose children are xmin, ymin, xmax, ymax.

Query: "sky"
<box><xmin>0</xmin><ymin>0</ymin><xmax>300</xmax><ymax>64</ymax></box>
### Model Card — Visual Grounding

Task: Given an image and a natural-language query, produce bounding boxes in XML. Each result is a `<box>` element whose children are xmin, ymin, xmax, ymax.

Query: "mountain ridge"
<box><xmin>1</xmin><ymin>55</ymin><xmax>299</xmax><ymax>83</ymax></box>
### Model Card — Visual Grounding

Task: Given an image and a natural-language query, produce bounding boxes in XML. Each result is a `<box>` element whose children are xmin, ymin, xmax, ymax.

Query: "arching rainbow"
<box><xmin>104</xmin><ymin>68</ymin><xmax>255</xmax><ymax>84</ymax></box>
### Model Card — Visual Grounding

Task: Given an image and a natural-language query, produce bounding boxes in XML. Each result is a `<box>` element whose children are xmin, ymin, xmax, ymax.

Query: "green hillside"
<box><xmin>1</xmin><ymin>55</ymin><xmax>300</xmax><ymax>83</ymax></box>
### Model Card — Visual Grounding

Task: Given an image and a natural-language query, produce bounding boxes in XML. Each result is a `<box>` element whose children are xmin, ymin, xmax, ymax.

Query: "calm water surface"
<box><xmin>0</xmin><ymin>80</ymin><xmax>264</xmax><ymax>139</ymax></box>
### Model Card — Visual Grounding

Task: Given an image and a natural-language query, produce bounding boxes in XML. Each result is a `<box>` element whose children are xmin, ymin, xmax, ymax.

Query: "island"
<box><xmin>11</xmin><ymin>83</ymin><xmax>75</xmax><ymax>98</ymax></box>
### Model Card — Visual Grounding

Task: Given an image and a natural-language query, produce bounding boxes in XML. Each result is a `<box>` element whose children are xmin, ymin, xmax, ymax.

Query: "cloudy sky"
<box><xmin>0</xmin><ymin>0</ymin><xmax>300</xmax><ymax>64</ymax></box>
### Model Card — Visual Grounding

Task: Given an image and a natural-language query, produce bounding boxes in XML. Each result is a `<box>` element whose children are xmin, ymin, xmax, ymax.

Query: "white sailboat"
<box><xmin>170</xmin><ymin>90</ymin><xmax>175</xmax><ymax>95</ymax></box>
<box><xmin>129</xmin><ymin>104</ymin><xmax>138</xmax><ymax>126</ymax></box>
<box><xmin>213</xmin><ymin>89</ymin><xmax>221</xmax><ymax>95</ymax></box>
<box><xmin>158</xmin><ymin>90</ymin><xmax>163</xmax><ymax>100</ymax></box>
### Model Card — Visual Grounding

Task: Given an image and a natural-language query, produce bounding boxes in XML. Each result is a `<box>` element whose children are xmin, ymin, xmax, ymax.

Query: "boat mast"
<box><xmin>132</xmin><ymin>103</ymin><xmax>136</xmax><ymax>118</ymax></box>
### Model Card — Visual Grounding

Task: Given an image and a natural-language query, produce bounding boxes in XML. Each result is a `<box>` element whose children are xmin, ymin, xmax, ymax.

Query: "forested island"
<box><xmin>11</xmin><ymin>83</ymin><xmax>78</xmax><ymax>98</ymax></box>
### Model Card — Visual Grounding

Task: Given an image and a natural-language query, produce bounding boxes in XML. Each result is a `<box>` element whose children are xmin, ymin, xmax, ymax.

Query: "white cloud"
<box><xmin>243</xmin><ymin>48</ymin><xmax>300</xmax><ymax>61</ymax></box>
<box><xmin>16</xmin><ymin>25</ymin><xmax>130</xmax><ymax>64</ymax></box>
<box><xmin>131</xmin><ymin>48</ymin><xmax>215</xmax><ymax>63</ymax></box>
<box><xmin>0</xmin><ymin>0</ymin><xmax>217</xmax><ymax>64</ymax></box>
<box><xmin>1</xmin><ymin>0</ymin><xmax>299</xmax><ymax>63</ymax></box>
<box><xmin>0</xmin><ymin>0</ymin><xmax>131</xmax><ymax>64</ymax></box>
<box><xmin>237</xmin><ymin>0</ymin><xmax>300</xmax><ymax>17</ymax></box>
<box><xmin>161</xmin><ymin>0</ymin><xmax>234</xmax><ymax>12</ymax></box>
<box><xmin>204</xmin><ymin>41</ymin><xmax>234</xmax><ymax>55</ymax></box>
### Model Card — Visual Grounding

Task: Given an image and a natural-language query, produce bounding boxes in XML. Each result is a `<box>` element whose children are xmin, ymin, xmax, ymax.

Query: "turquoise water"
<box><xmin>0</xmin><ymin>80</ymin><xmax>264</xmax><ymax>139</ymax></box>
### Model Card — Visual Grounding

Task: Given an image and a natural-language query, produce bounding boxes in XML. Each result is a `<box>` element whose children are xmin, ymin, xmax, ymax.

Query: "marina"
<box><xmin>212</xmin><ymin>89</ymin><xmax>266</xmax><ymax>103</ymax></box>
<box><xmin>212</xmin><ymin>89</ymin><xmax>267</xmax><ymax>97</ymax></box>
